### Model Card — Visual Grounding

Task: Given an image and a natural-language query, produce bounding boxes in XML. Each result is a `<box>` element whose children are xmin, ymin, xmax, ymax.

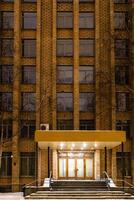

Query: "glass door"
<box><xmin>76</xmin><ymin>158</ymin><xmax>84</xmax><ymax>178</ymax></box>
<box><xmin>68</xmin><ymin>158</ymin><xmax>75</xmax><ymax>178</ymax></box>
<box><xmin>85</xmin><ymin>158</ymin><xmax>93</xmax><ymax>178</ymax></box>
<box><xmin>59</xmin><ymin>158</ymin><xmax>66</xmax><ymax>178</ymax></box>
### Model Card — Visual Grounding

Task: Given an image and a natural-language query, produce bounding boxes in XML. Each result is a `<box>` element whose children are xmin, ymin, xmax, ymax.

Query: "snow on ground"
<box><xmin>0</xmin><ymin>193</ymin><xmax>24</xmax><ymax>200</ymax></box>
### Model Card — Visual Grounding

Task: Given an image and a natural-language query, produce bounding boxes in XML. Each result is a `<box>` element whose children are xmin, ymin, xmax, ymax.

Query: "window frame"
<box><xmin>21</xmin><ymin>65</ymin><xmax>36</xmax><ymax>84</ymax></box>
<box><xmin>79</xmin><ymin>12</ymin><xmax>95</xmax><ymax>29</ymax></box>
<box><xmin>22</xmin><ymin>12</ymin><xmax>37</xmax><ymax>30</ymax></box>
<box><xmin>0</xmin><ymin>92</ymin><xmax>13</xmax><ymax>112</ymax></box>
<box><xmin>0</xmin><ymin>11</ymin><xmax>14</xmax><ymax>30</ymax></box>
<box><xmin>115</xmin><ymin>39</ymin><xmax>129</xmax><ymax>58</ymax></box>
<box><xmin>79</xmin><ymin>39</ymin><xmax>94</xmax><ymax>57</ymax></box>
<box><xmin>79</xmin><ymin>65</ymin><xmax>94</xmax><ymax>84</ymax></box>
<box><xmin>116</xmin><ymin>92</ymin><xmax>130</xmax><ymax>112</ymax></box>
<box><xmin>0</xmin><ymin>65</ymin><xmax>13</xmax><ymax>84</ymax></box>
<box><xmin>20</xmin><ymin>120</ymin><xmax>36</xmax><ymax>139</ymax></box>
<box><xmin>22</xmin><ymin>39</ymin><xmax>36</xmax><ymax>58</ymax></box>
<box><xmin>57</xmin><ymin>65</ymin><xmax>73</xmax><ymax>84</ymax></box>
<box><xmin>21</xmin><ymin>92</ymin><xmax>36</xmax><ymax>112</ymax></box>
<box><xmin>57</xmin><ymin>12</ymin><xmax>73</xmax><ymax>29</ymax></box>
<box><xmin>0</xmin><ymin>120</ymin><xmax>12</xmax><ymax>140</ymax></box>
<box><xmin>57</xmin><ymin>39</ymin><xmax>73</xmax><ymax>57</ymax></box>
<box><xmin>57</xmin><ymin>92</ymin><xmax>73</xmax><ymax>112</ymax></box>
<box><xmin>0</xmin><ymin>152</ymin><xmax>12</xmax><ymax>177</ymax></box>
<box><xmin>0</xmin><ymin>38</ymin><xmax>14</xmax><ymax>57</ymax></box>
<box><xmin>20</xmin><ymin>152</ymin><xmax>35</xmax><ymax>177</ymax></box>
<box><xmin>114</xmin><ymin>12</ymin><xmax>128</xmax><ymax>30</ymax></box>
<box><xmin>79</xmin><ymin>92</ymin><xmax>95</xmax><ymax>112</ymax></box>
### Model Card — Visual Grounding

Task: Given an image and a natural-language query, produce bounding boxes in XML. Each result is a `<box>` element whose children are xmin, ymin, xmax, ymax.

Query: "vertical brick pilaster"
<box><xmin>110</xmin><ymin>1</ymin><xmax>116</xmax><ymax>130</ymax></box>
<box><xmin>130</xmin><ymin>2</ymin><xmax>134</xmax><ymax>185</ymax></box>
<box><xmin>41</xmin><ymin>0</ymin><xmax>52</xmax><ymax>126</ymax></box>
<box><xmin>95</xmin><ymin>0</ymin><xmax>100</xmax><ymax>130</ymax></box>
<box><xmin>12</xmin><ymin>0</ymin><xmax>21</xmax><ymax>192</ymax></box>
<box><xmin>96</xmin><ymin>0</ymin><xmax>114</xmax><ymax>130</ymax></box>
<box><xmin>52</xmin><ymin>0</ymin><xmax>57</xmax><ymax>130</ymax></box>
<box><xmin>73</xmin><ymin>0</ymin><xmax>79</xmax><ymax>130</ymax></box>
<box><xmin>36</xmin><ymin>0</ymin><xmax>41</xmax><ymax>129</ymax></box>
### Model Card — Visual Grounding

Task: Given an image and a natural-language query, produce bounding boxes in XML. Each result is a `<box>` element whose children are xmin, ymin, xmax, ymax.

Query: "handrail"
<box><xmin>102</xmin><ymin>171</ymin><xmax>110</xmax><ymax>180</ymax></box>
<box><xmin>115</xmin><ymin>179</ymin><xmax>134</xmax><ymax>189</ymax></box>
<box><xmin>24</xmin><ymin>178</ymin><xmax>44</xmax><ymax>187</ymax></box>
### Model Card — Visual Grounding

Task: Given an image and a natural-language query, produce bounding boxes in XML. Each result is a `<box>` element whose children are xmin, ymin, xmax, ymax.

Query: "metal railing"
<box><xmin>102</xmin><ymin>171</ymin><xmax>110</xmax><ymax>180</ymax></box>
<box><xmin>114</xmin><ymin>179</ymin><xmax>134</xmax><ymax>195</ymax></box>
<box><xmin>102</xmin><ymin>171</ymin><xmax>111</xmax><ymax>190</ymax></box>
<box><xmin>101</xmin><ymin>172</ymin><xmax>134</xmax><ymax>195</ymax></box>
<box><xmin>22</xmin><ymin>178</ymin><xmax>44</xmax><ymax>197</ymax></box>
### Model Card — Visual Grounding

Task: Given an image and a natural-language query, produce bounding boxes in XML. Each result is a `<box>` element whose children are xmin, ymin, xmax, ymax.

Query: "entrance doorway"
<box><xmin>58</xmin><ymin>151</ymin><xmax>94</xmax><ymax>179</ymax></box>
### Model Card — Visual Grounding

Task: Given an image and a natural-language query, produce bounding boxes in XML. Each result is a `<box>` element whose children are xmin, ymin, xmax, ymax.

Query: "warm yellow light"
<box><xmin>83</xmin><ymin>143</ymin><xmax>87</xmax><ymax>148</ymax></box>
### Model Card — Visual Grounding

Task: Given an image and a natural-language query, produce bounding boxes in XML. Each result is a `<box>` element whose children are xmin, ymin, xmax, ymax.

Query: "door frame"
<box><xmin>57</xmin><ymin>151</ymin><xmax>94</xmax><ymax>180</ymax></box>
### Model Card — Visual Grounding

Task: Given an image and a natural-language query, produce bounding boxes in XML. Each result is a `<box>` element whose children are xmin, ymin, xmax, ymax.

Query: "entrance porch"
<box><xmin>35</xmin><ymin>130</ymin><xmax>126</xmax><ymax>182</ymax></box>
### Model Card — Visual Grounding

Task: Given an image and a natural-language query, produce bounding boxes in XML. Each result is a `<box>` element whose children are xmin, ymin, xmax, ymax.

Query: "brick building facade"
<box><xmin>0</xmin><ymin>0</ymin><xmax>134</xmax><ymax>192</ymax></box>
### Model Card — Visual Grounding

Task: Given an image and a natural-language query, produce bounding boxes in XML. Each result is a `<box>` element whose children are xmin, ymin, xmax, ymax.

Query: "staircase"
<box><xmin>25</xmin><ymin>180</ymin><xmax>134</xmax><ymax>199</ymax></box>
<box><xmin>50</xmin><ymin>180</ymin><xmax>108</xmax><ymax>191</ymax></box>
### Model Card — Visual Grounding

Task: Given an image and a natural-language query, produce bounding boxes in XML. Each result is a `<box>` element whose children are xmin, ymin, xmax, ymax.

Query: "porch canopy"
<box><xmin>35</xmin><ymin>130</ymin><xmax>126</xmax><ymax>150</ymax></box>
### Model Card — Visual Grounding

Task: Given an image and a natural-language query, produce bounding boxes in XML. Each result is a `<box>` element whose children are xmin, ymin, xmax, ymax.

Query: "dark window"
<box><xmin>116</xmin><ymin>152</ymin><xmax>131</xmax><ymax>179</ymax></box>
<box><xmin>57</xmin><ymin>12</ymin><xmax>73</xmax><ymax>28</ymax></box>
<box><xmin>0</xmin><ymin>39</ymin><xmax>14</xmax><ymax>57</ymax></box>
<box><xmin>57</xmin><ymin>93</ymin><xmax>73</xmax><ymax>112</ymax></box>
<box><xmin>0</xmin><ymin>120</ymin><xmax>12</xmax><ymax>140</ymax></box>
<box><xmin>0</xmin><ymin>93</ymin><xmax>12</xmax><ymax>111</ymax></box>
<box><xmin>80</xmin><ymin>92</ymin><xmax>95</xmax><ymax>112</ymax></box>
<box><xmin>79</xmin><ymin>66</ymin><xmax>94</xmax><ymax>84</ymax></box>
<box><xmin>57</xmin><ymin>39</ymin><xmax>73</xmax><ymax>56</ymax></box>
<box><xmin>1</xmin><ymin>12</ymin><xmax>14</xmax><ymax>29</ymax></box>
<box><xmin>22</xmin><ymin>39</ymin><xmax>36</xmax><ymax>58</ymax></box>
<box><xmin>114</xmin><ymin>0</ymin><xmax>130</xmax><ymax>3</ymax></box>
<box><xmin>57</xmin><ymin>66</ymin><xmax>73</xmax><ymax>84</ymax></box>
<box><xmin>2</xmin><ymin>0</ymin><xmax>14</xmax><ymax>2</ymax></box>
<box><xmin>57</xmin><ymin>120</ymin><xmax>73</xmax><ymax>130</ymax></box>
<box><xmin>22</xmin><ymin>12</ymin><xmax>36</xmax><ymax>29</ymax></box>
<box><xmin>114</xmin><ymin>12</ymin><xmax>128</xmax><ymax>30</ymax></box>
<box><xmin>57</xmin><ymin>0</ymin><xmax>94</xmax><ymax>1</ymax></box>
<box><xmin>0</xmin><ymin>152</ymin><xmax>12</xmax><ymax>177</ymax></box>
<box><xmin>79</xmin><ymin>13</ymin><xmax>94</xmax><ymax>29</ymax></box>
<box><xmin>22</xmin><ymin>66</ymin><xmax>36</xmax><ymax>84</ymax></box>
<box><xmin>21</xmin><ymin>92</ymin><xmax>36</xmax><ymax>111</ymax></box>
<box><xmin>20</xmin><ymin>120</ymin><xmax>35</xmax><ymax>139</ymax></box>
<box><xmin>115</xmin><ymin>65</ymin><xmax>129</xmax><ymax>85</ymax></box>
<box><xmin>57</xmin><ymin>0</ymin><xmax>72</xmax><ymax>1</ymax></box>
<box><xmin>0</xmin><ymin>65</ymin><xmax>13</xmax><ymax>83</ymax></box>
<box><xmin>116</xmin><ymin>120</ymin><xmax>131</xmax><ymax>138</ymax></box>
<box><xmin>79</xmin><ymin>0</ymin><xmax>94</xmax><ymax>1</ymax></box>
<box><xmin>80</xmin><ymin>120</ymin><xmax>95</xmax><ymax>130</ymax></box>
<box><xmin>116</xmin><ymin>92</ymin><xmax>130</xmax><ymax>112</ymax></box>
<box><xmin>23</xmin><ymin>0</ymin><xmax>36</xmax><ymax>2</ymax></box>
<box><xmin>115</xmin><ymin>39</ymin><xmax>129</xmax><ymax>58</ymax></box>
<box><xmin>80</xmin><ymin>39</ymin><xmax>94</xmax><ymax>56</ymax></box>
<box><xmin>20</xmin><ymin>152</ymin><xmax>35</xmax><ymax>176</ymax></box>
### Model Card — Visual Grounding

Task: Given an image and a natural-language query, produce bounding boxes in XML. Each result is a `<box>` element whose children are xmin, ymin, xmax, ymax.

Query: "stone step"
<box><xmin>36</xmin><ymin>191</ymin><xmax>125</xmax><ymax>194</ymax></box>
<box><xmin>25</xmin><ymin>197</ymin><xmax>134</xmax><ymax>200</ymax></box>
<box><xmin>51</xmin><ymin>181</ymin><xmax>106</xmax><ymax>187</ymax></box>
<box><xmin>30</xmin><ymin>193</ymin><xmax>131</xmax><ymax>197</ymax></box>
